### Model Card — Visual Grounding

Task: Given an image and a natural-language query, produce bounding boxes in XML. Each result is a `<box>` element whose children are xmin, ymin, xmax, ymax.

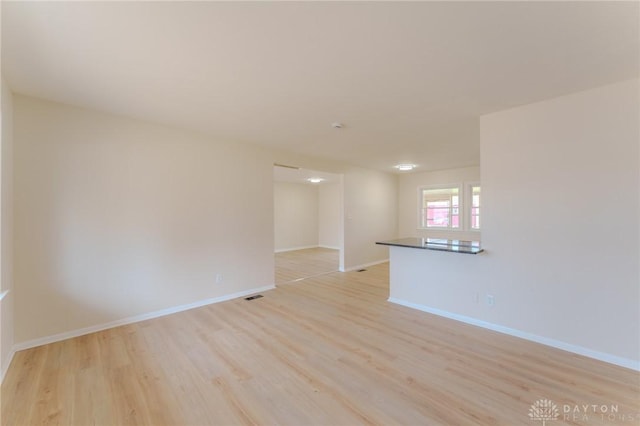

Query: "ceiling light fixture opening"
<box><xmin>307</xmin><ymin>177</ymin><xmax>324</xmax><ymax>183</ymax></box>
<box><xmin>395</xmin><ymin>164</ymin><xmax>416</xmax><ymax>171</ymax></box>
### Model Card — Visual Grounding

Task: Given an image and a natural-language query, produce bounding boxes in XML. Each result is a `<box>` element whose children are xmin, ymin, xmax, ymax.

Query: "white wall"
<box><xmin>318</xmin><ymin>182</ymin><xmax>341</xmax><ymax>249</ymax></box>
<box><xmin>13</xmin><ymin>95</ymin><xmax>275</xmax><ymax>345</ymax></box>
<box><xmin>390</xmin><ymin>79</ymin><xmax>640</xmax><ymax>368</ymax></box>
<box><xmin>481</xmin><ymin>79</ymin><xmax>639</xmax><ymax>365</ymax></box>
<box><xmin>343</xmin><ymin>167</ymin><xmax>398</xmax><ymax>270</ymax></box>
<box><xmin>274</xmin><ymin>182</ymin><xmax>318</xmax><ymax>251</ymax></box>
<box><xmin>398</xmin><ymin>166</ymin><xmax>480</xmax><ymax>241</ymax></box>
<box><xmin>1</xmin><ymin>78</ymin><xmax>15</xmax><ymax>381</ymax></box>
<box><xmin>11</xmin><ymin>95</ymin><xmax>399</xmax><ymax>347</ymax></box>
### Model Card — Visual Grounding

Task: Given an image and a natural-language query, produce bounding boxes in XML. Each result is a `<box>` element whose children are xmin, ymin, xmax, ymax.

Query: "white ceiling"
<box><xmin>2</xmin><ymin>2</ymin><xmax>638</xmax><ymax>173</ymax></box>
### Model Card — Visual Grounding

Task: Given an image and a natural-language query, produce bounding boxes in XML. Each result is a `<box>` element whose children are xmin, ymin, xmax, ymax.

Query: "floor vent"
<box><xmin>356</xmin><ymin>269</ymin><xmax>367</xmax><ymax>272</ymax></box>
<box><xmin>245</xmin><ymin>294</ymin><xmax>264</xmax><ymax>301</ymax></box>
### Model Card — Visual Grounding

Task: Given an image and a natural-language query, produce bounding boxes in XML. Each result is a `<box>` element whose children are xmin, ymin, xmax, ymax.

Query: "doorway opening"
<box><xmin>273</xmin><ymin>165</ymin><xmax>343</xmax><ymax>285</ymax></box>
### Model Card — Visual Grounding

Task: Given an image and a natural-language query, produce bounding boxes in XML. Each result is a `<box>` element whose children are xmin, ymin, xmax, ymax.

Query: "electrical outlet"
<box><xmin>486</xmin><ymin>294</ymin><xmax>495</xmax><ymax>306</ymax></box>
<box><xmin>215</xmin><ymin>273</ymin><xmax>223</xmax><ymax>284</ymax></box>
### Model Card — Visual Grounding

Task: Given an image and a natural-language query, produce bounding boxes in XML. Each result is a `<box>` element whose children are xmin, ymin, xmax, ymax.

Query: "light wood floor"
<box><xmin>2</xmin><ymin>263</ymin><xmax>638</xmax><ymax>425</ymax></box>
<box><xmin>275</xmin><ymin>247</ymin><xmax>339</xmax><ymax>284</ymax></box>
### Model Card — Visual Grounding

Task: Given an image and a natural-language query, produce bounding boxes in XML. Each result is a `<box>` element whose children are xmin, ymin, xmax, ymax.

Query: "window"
<box><xmin>419</xmin><ymin>186</ymin><xmax>460</xmax><ymax>229</ymax></box>
<box><xmin>470</xmin><ymin>185</ymin><xmax>481</xmax><ymax>230</ymax></box>
<box><xmin>418</xmin><ymin>183</ymin><xmax>481</xmax><ymax>231</ymax></box>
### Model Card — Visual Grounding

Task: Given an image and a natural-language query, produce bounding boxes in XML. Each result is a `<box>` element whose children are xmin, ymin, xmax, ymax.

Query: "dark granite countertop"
<box><xmin>376</xmin><ymin>237</ymin><xmax>483</xmax><ymax>255</ymax></box>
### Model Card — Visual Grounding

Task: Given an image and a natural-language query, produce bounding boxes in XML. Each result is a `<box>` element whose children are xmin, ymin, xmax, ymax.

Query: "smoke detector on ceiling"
<box><xmin>331</xmin><ymin>122</ymin><xmax>343</xmax><ymax>129</ymax></box>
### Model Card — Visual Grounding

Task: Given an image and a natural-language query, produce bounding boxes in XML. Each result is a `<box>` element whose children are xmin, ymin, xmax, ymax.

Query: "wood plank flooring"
<box><xmin>2</xmin><ymin>262</ymin><xmax>639</xmax><ymax>425</ymax></box>
<box><xmin>275</xmin><ymin>247</ymin><xmax>339</xmax><ymax>284</ymax></box>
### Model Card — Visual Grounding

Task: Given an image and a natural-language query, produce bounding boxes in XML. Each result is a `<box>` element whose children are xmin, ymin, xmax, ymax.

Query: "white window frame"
<box><xmin>466</xmin><ymin>182</ymin><xmax>481</xmax><ymax>231</ymax></box>
<box><xmin>417</xmin><ymin>184</ymin><xmax>463</xmax><ymax>230</ymax></box>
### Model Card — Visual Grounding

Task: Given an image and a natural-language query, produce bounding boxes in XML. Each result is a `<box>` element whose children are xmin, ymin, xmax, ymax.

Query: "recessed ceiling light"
<box><xmin>395</xmin><ymin>164</ymin><xmax>416</xmax><ymax>171</ymax></box>
<box><xmin>307</xmin><ymin>177</ymin><xmax>324</xmax><ymax>183</ymax></box>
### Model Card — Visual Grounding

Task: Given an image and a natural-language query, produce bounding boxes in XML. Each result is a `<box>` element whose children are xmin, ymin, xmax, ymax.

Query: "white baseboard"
<box><xmin>274</xmin><ymin>245</ymin><xmax>318</xmax><ymax>253</ymax></box>
<box><xmin>341</xmin><ymin>259</ymin><xmax>389</xmax><ymax>273</ymax></box>
<box><xmin>0</xmin><ymin>289</ymin><xmax>14</xmax><ymax>384</ymax></box>
<box><xmin>13</xmin><ymin>285</ymin><xmax>276</xmax><ymax>353</ymax></box>
<box><xmin>388</xmin><ymin>297</ymin><xmax>639</xmax><ymax>372</ymax></box>
<box><xmin>0</xmin><ymin>348</ymin><xmax>16</xmax><ymax>385</ymax></box>
<box><xmin>318</xmin><ymin>245</ymin><xmax>340</xmax><ymax>250</ymax></box>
